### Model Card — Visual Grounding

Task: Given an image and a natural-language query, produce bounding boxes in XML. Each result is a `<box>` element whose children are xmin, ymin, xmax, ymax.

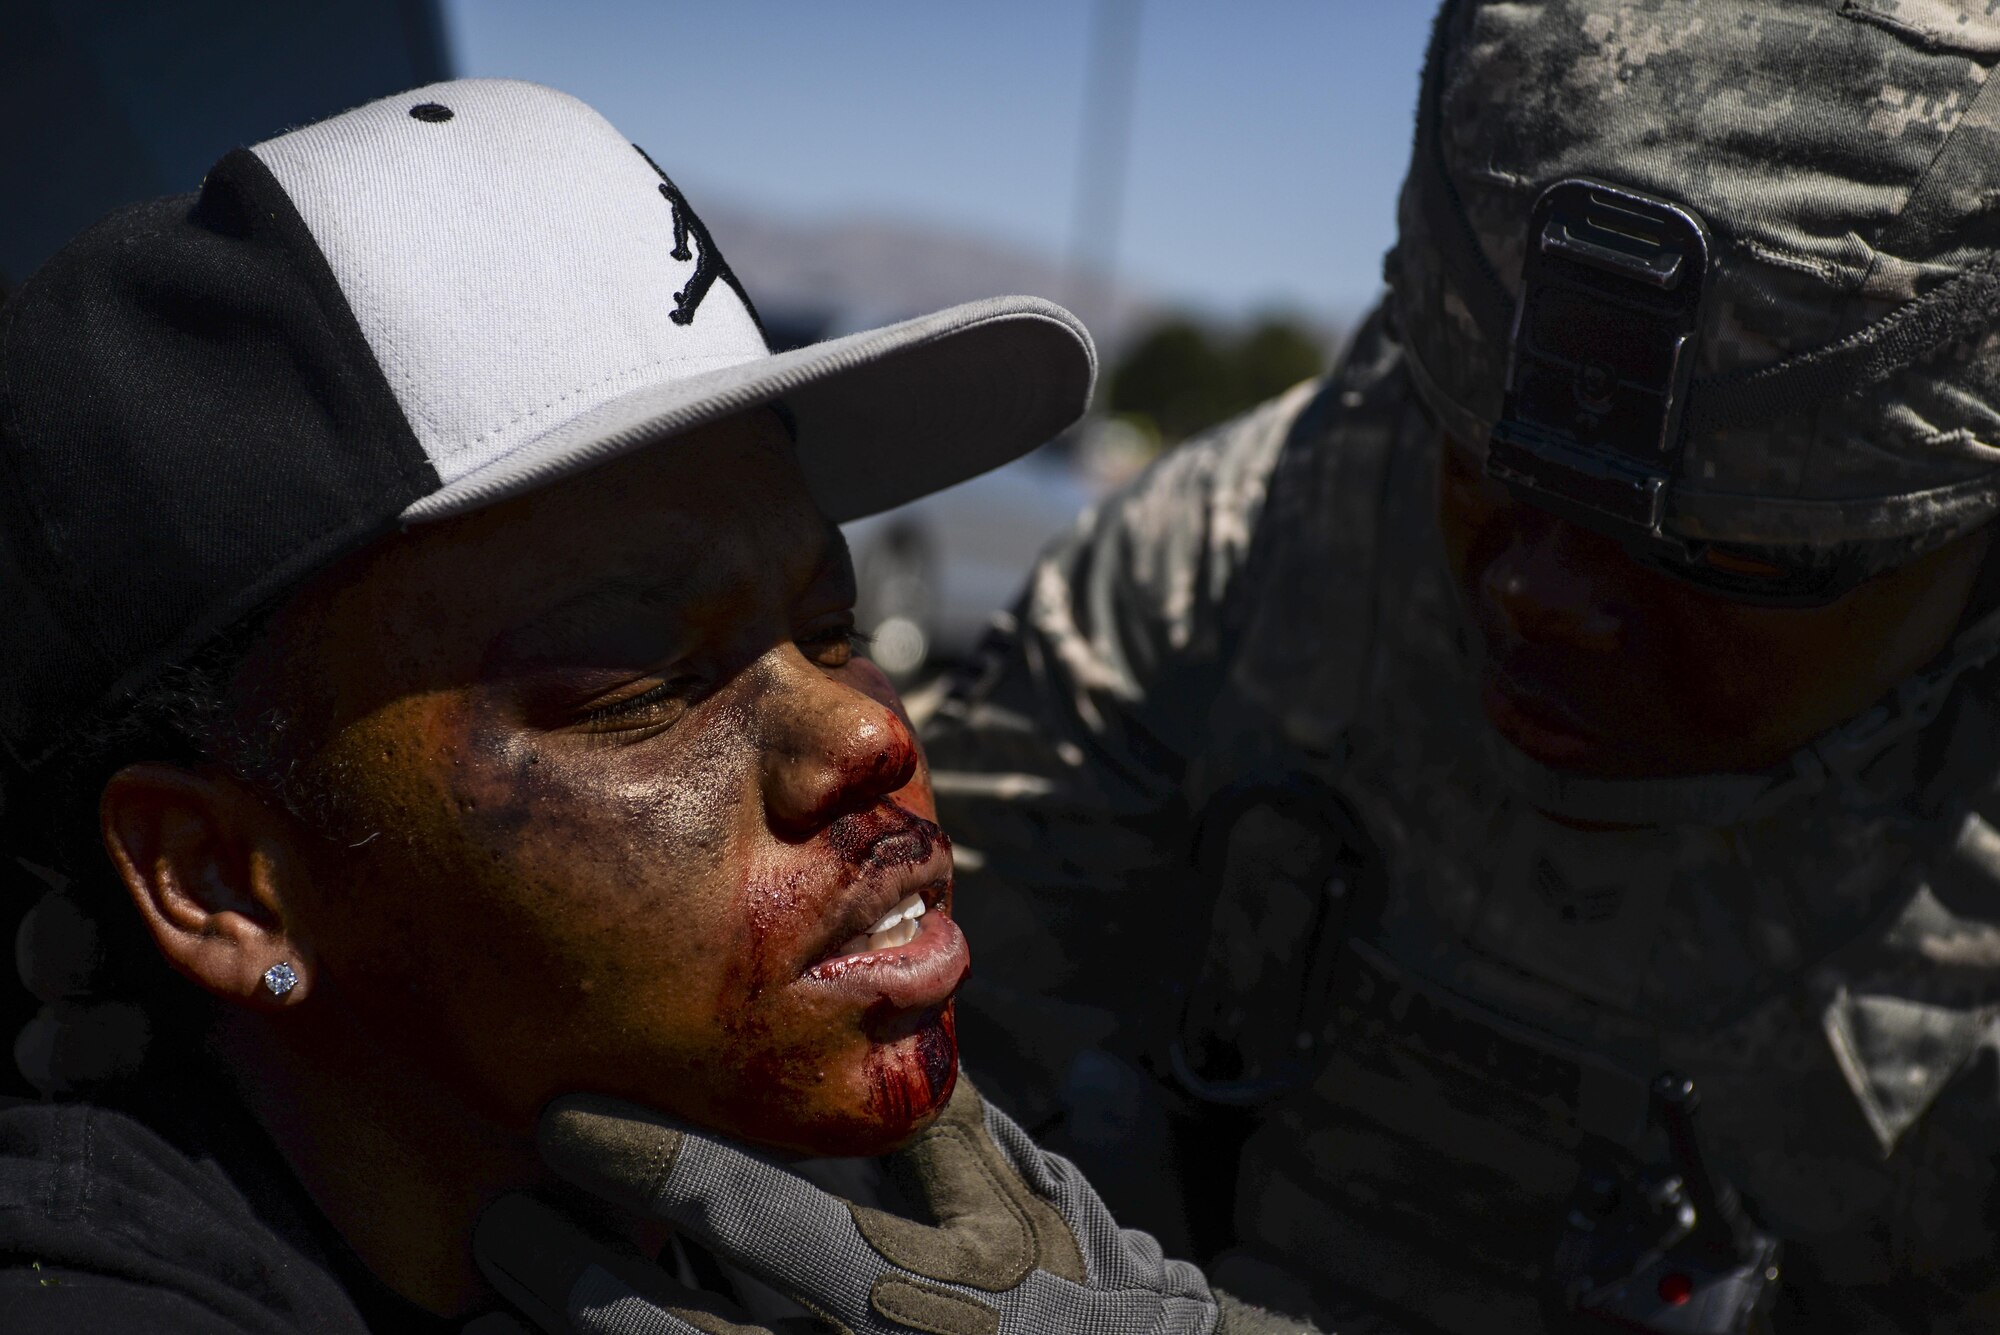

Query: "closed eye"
<box><xmin>799</xmin><ymin>623</ymin><xmax>871</xmax><ymax>669</ymax></box>
<box><xmin>579</xmin><ymin>674</ymin><xmax>702</xmax><ymax>730</ymax></box>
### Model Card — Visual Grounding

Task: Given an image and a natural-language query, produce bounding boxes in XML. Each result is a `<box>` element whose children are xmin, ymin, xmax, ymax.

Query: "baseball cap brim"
<box><xmin>400</xmin><ymin>294</ymin><xmax>1095</xmax><ymax>527</ymax></box>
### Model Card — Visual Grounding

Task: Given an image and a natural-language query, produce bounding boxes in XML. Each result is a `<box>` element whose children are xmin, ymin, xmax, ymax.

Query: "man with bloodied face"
<box><xmin>0</xmin><ymin>82</ymin><xmax>1280</xmax><ymax>1334</ymax></box>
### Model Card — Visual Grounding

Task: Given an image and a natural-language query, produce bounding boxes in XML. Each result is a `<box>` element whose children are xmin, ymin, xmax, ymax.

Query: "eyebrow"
<box><xmin>486</xmin><ymin>576</ymin><xmax>698</xmax><ymax>671</ymax></box>
<box><xmin>542</xmin><ymin>575</ymin><xmax>697</xmax><ymax>629</ymax></box>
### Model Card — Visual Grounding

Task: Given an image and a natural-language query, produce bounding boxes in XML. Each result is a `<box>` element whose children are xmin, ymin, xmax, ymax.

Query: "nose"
<box><xmin>759</xmin><ymin>650</ymin><xmax>920</xmax><ymax>837</ymax></box>
<box><xmin>1478</xmin><ymin>514</ymin><xmax>1626</xmax><ymax>654</ymax></box>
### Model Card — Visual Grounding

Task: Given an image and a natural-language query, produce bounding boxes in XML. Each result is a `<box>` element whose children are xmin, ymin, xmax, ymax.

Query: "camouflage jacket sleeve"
<box><xmin>921</xmin><ymin>374</ymin><xmax>1327</xmax><ymax>1097</ymax></box>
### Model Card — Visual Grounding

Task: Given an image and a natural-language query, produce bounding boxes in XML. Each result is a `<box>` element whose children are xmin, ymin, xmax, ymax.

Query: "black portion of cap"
<box><xmin>0</xmin><ymin>147</ymin><xmax>438</xmax><ymax>768</ymax></box>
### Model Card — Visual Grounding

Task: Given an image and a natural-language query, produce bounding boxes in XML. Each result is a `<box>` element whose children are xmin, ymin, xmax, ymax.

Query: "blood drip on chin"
<box><xmin>864</xmin><ymin>1004</ymin><xmax>959</xmax><ymax>1138</ymax></box>
<box><xmin>917</xmin><ymin>1006</ymin><xmax>957</xmax><ymax>1103</ymax></box>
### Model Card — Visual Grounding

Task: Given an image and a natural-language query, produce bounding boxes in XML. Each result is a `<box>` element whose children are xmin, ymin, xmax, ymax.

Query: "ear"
<box><xmin>100</xmin><ymin>763</ymin><xmax>315</xmax><ymax>1008</ymax></box>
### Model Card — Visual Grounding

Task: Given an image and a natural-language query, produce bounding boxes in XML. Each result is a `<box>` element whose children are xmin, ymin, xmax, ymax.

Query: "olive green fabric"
<box><xmin>536</xmin><ymin>1094</ymin><xmax>689</xmax><ymax>1215</ymax></box>
<box><xmin>854</xmin><ymin>1081</ymin><xmax>1087</xmax><ymax>1290</ymax></box>
<box><xmin>1214</xmin><ymin>1292</ymin><xmax>1327</xmax><ymax>1335</ymax></box>
<box><xmin>1393</xmin><ymin>0</ymin><xmax>2000</xmax><ymax>560</ymax></box>
<box><xmin>868</xmin><ymin>1276</ymin><xmax>1000</xmax><ymax>1335</ymax></box>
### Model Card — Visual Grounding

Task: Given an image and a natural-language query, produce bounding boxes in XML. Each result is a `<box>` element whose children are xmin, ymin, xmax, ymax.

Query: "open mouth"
<box><xmin>801</xmin><ymin>815</ymin><xmax>955</xmax><ymax>972</ymax></box>
<box><xmin>802</xmin><ymin>873</ymin><xmax>964</xmax><ymax>1011</ymax></box>
<box><xmin>830</xmin><ymin>888</ymin><xmax>934</xmax><ymax>956</ymax></box>
<box><xmin>789</xmin><ymin>814</ymin><xmax>967</xmax><ymax>1010</ymax></box>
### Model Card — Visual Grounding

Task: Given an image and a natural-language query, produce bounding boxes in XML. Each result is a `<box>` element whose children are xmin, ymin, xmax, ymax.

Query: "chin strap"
<box><xmin>1491</xmin><ymin>603</ymin><xmax>2000</xmax><ymax>828</ymax></box>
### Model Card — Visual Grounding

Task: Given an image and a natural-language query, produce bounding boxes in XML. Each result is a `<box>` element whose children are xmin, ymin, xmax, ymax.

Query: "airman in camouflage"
<box><xmin>925</xmin><ymin>2</ymin><xmax>2000</xmax><ymax>1330</ymax></box>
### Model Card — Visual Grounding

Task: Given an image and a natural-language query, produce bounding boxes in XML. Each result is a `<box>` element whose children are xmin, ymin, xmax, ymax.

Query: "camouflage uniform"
<box><xmin>925</xmin><ymin>3</ymin><xmax>2000</xmax><ymax>1331</ymax></box>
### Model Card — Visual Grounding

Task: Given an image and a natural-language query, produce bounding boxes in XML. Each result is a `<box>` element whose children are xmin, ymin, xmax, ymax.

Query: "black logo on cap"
<box><xmin>633</xmin><ymin>145</ymin><xmax>763</xmax><ymax>331</ymax></box>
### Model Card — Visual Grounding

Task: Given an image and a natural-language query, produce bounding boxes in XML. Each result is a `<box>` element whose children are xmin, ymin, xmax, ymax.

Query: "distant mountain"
<box><xmin>701</xmin><ymin>203</ymin><xmax>1156</xmax><ymax>355</ymax></box>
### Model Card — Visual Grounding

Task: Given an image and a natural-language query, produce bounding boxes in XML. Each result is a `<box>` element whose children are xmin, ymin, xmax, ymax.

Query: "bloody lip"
<box><xmin>789</xmin><ymin>818</ymin><xmax>967</xmax><ymax>1015</ymax></box>
<box><xmin>803</xmin><ymin>909</ymin><xmax>969</xmax><ymax>1013</ymax></box>
<box><xmin>806</xmin><ymin>835</ymin><xmax>955</xmax><ymax>965</ymax></box>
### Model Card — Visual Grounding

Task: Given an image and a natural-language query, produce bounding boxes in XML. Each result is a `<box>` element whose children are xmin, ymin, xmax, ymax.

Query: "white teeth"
<box><xmin>864</xmin><ymin>892</ymin><xmax>927</xmax><ymax>936</ymax></box>
<box><xmin>835</xmin><ymin>892</ymin><xmax>930</xmax><ymax>957</ymax></box>
<box><xmin>868</xmin><ymin>917</ymin><xmax>922</xmax><ymax>950</ymax></box>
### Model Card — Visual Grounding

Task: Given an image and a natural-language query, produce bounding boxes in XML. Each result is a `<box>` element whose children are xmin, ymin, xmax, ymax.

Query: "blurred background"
<box><xmin>1</xmin><ymin>0</ymin><xmax>1434</xmax><ymax>1088</ymax></box>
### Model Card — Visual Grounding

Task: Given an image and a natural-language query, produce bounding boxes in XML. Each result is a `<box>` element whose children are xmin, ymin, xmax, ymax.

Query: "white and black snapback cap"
<box><xmin>0</xmin><ymin>79</ymin><xmax>1094</xmax><ymax>769</ymax></box>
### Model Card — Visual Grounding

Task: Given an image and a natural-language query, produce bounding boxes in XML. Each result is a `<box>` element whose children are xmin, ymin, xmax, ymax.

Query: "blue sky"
<box><xmin>442</xmin><ymin>1</ymin><xmax>1436</xmax><ymax>323</ymax></box>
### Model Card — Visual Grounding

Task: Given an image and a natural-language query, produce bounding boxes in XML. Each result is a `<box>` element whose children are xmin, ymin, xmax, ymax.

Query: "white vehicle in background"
<box><xmin>842</xmin><ymin>436</ymin><xmax>1106</xmax><ymax>680</ymax></box>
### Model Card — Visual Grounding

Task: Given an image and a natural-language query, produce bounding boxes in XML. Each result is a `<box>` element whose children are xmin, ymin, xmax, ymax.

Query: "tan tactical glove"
<box><xmin>470</xmin><ymin>1076</ymin><xmax>1316</xmax><ymax>1334</ymax></box>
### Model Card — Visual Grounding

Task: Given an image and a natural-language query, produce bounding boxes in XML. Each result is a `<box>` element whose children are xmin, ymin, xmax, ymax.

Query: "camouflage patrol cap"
<box><xmin>1392</xmin><ymin>0</ymin><xmax>2000</xmax><ymax>569</ymax></box>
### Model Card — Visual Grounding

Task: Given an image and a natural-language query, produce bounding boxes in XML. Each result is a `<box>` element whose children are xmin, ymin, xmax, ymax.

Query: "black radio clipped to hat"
<box><xmin>1486</xmin><ymin>178</ymin><xmax>1713</xmax><ymax>550</ymax></box>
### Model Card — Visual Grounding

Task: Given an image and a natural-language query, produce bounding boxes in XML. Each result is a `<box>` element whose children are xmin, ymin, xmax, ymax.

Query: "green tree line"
<box><xmin>1107</xmin><ymin>315</ymin><xmax>1329</xmax><ymax>444</ymax></box>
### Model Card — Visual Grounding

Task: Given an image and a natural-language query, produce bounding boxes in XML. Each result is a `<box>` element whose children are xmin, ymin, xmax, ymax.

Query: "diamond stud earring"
<box><xmin>263</xmin><ymin>962</ymin><xmax>298</xmax><ymax>997</ymax></box>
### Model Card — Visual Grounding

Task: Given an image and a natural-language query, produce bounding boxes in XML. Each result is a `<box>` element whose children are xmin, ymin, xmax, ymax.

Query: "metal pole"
<box><xmin>1067</xmin><ymin>0</ymin><xmax>1144</xmax><ymax>339</ymax></box>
